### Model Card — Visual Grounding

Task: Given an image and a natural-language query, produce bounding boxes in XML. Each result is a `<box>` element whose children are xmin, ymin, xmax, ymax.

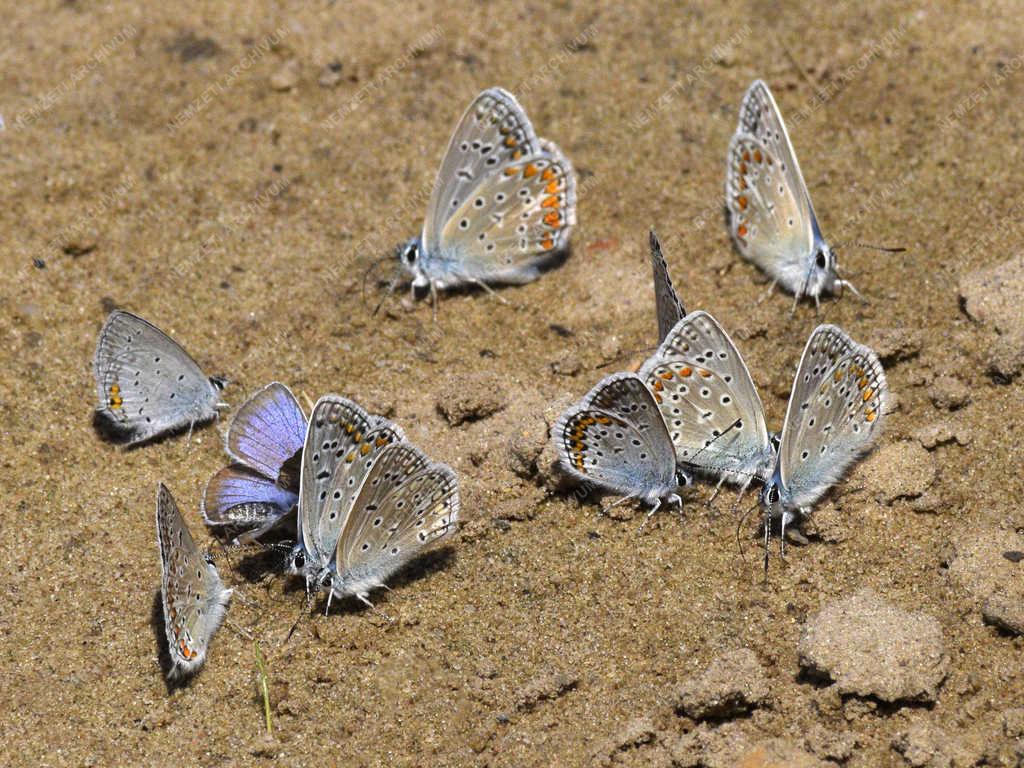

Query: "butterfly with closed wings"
<box><xmin>398</xmin><ymin>87</ymin><xmax>577</xmax><ymax>304</ymax></box>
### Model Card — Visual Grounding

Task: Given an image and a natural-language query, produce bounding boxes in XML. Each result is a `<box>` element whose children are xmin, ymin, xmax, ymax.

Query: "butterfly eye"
<box><xmin>293</xmin><ymin>552</ymin><xmax>305</xmax><ymax>569</ymax></box>
<box><xmin>815</xmin><ymin>250</ymin><xmax>827</xmax><ymax>269</ymax></box>
<box><xmin>768</xmin><ymin>486</ymin><xmax>780</xmax><ymax>504</ymax></box>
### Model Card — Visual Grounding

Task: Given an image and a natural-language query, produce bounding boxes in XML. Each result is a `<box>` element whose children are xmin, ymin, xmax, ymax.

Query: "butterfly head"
<box><xmin>759</xmin><ymin>476</ymin><xmax>786</xmax><ymax>519</ymax></box>
<box><xmin>396</xmin><ymin>237</ymin><xmax>430</xmax><ymax>289</ymax></box>
<box><xmin>806</xmin><ymin>242</ymin><xmax>842</xmax><ymax>297</ymax></box>
<box><xmin>209</xmin><ymin>376</ymin><xmax>228</xmax><ymax>392</ymax></box>
<box><xmin>285</xmin><ymin>544</ymin><xmax>308</xmax><ymax>576</ymax></box>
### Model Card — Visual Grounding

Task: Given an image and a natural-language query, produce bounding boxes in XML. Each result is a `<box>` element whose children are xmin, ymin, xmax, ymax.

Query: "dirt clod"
<box><xmin>798</xmin><ymin>589</ymin><xmax>948</xmax><ymax>704</ymax></box>
<box><xmin>514</xmin><ymin>669</ymin><xmax>579</xmax><ymax>711</ymax></box>
<box><xmin>857</xmin><ymin>441</ymin><xmax>936</xmax><ymax>502</ymax></box>
<box><xmin>435</xmin><ymin>372</ymin><xmax>507</xmax><ymax>425</ymax></box>
<box><xmin>673</xmin><ymin>648</ymin><xmax>769</xmax><ymax>721</ymax></box>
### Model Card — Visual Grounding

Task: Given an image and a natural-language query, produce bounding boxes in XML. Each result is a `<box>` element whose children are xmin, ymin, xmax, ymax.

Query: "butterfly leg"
<box><xmin>762</xmin><ymin>510</ymin><xmax>772</xmax><ymax>575</ymax></box>
<box><xmin>706</xmin><ymin>476</ymin><xmax>727</xmax><ymax>508</ymax></box>
<box><xmin>429</xmin><ymin>280</ymin><xmax>440</xmax><ymax>322</ymax></box>
<box><xmin>638</xmin><ymin>498</ymin><xmax>663</xmax><ymax>531</ymax></box>
<box><xmin>756</xmin><ymin>280</ymin><xmax>778</xmax><ymax>305</ymax></box>
<box><xmin>837</xmin><ymin>279</ymin><xmax>868</xmax><ymax>303</ymax></box>
<box><xmin>467</xmin><ymin>276</ymin><xmax>509</xmax><ymax>305</ymax></box>
<box><xmin>356</xmin><ymin>592</ymin><xmax>395</xmax><ymax>623</ymax></box>
<box><xmin>601</xmin><ymin>494</ymin><xmax>636</xmax><ymax>517</ymax></box>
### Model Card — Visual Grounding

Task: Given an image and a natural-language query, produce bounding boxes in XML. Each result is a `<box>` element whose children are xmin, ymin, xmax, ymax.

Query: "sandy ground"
<box><xmin>3</xmin><ymin>1</ymin><xmax>1024</xmax><ymax>766</ymax></box>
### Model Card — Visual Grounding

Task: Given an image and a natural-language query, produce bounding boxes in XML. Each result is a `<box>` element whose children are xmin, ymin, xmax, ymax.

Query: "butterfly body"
<box><xmin>156</xmin><ymin>483</ymin><xmax>231</xmax><ymax>679</ymax></box>
<box><xmin>93</xmin><ymin>311</ymin><xmax>227</xmax><ymax>446</ymax></box>
<box><xmin>400</xmin><ymin>87</ymin><xmax>576</xmax><ymax>295</ymax></box>
<box><xmin>726</xmin><ymin>81</ymin><xmax>851</xmax><ymax>304</ymax></box>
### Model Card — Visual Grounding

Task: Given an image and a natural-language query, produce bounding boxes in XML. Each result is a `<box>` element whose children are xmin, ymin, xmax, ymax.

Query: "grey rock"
<box><xmin>799</xmin><ymin>589</ymin><xmax>948</xmax><ymax>704</ymax></box>
<box><xmin>673</xmin><ymin>648</ymin><xmax>769</xmax><ymax>720</ymax></box>
<box><xmin>928</xmin><ymin>375</ymin><xmax>972</xmax><ymax>410</ymax></box>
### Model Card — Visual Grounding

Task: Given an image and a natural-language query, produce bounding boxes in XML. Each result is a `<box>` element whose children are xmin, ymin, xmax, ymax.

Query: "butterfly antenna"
<box><xmin>283</xmin><ymin>588</ymin><xmax>313</xmax><ymax>645</ymax></box>
<box><xmin>373</xmin><ymin>269</ymin><xmax>403</xmax><ymax>317</ymax></box>
<box><xmin>834</xmin><ymin>241</ymin><xmax>905</xmax><ymax>253</ymax></box>
<box><xmin>361</xmin><ymin>254</ymin><xmax>390</xmax><ymax>304</ymax></box>
<box><xmin>734</xmin><ymin>498</ymin><xmax>760</xmax><ymax>564</ymax></box>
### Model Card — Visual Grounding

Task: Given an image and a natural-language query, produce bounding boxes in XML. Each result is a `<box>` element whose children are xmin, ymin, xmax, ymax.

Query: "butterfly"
<box><xmin>156</xmin><ymin>483</ymin><xmax>232</xmax><ymax>679</ymax></box>
<box><xmin>649</xmin><ymin>229</ymin><xmax>687</xmax><ymax>345</ymax></box>
<box><xmin>637</xmin><ymin>311</ymin><xmax>776</xmax><ymax>494</ymax></box>
<box><xmin>725</xmin><ymin>80</ymin><xmax>860</xmax><ymax>307</ymax></box>
<box><xmin>93</xmin><ymin>310</ymin><xmax>227</xmax><ymax>446</ymax></box>
<box><xmin>286</xmin><ymin>395</ymin><xmax>407</xmax><ymax>587</ymax></box>
<box><xmin>203</xmin><ymin>382</ymin><xmax>307</xmax><ymax>544</ymax></box>
<box><xmin>553</xmin><ymin>372</ymin><xmax>688</xmax><ymax>521</ymax></box>
<box><xmin>397</xmin><ymin>87</ymin><xmax>577</xmax><ymax>302</ymax></box>
<box><xmin>759</xmin><ymin>325</ymin><xmax>888</xmax><ymax>566</ymax></box>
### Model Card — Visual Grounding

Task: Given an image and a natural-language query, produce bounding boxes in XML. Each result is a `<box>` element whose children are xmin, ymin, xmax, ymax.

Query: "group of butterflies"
<box><xmin>553</xmin><ymin>229</ymin><xmax>887</xmax><ymax>563</ymax></box>
<box><xmin>91</xmin><ymin>79</ymin><xmax>887</xmax><ymax>679</ymax></box>
<box><xmin>96</xmin><ymin>313</ymin><xmax>460</xmax><ymax>679</ymax></box>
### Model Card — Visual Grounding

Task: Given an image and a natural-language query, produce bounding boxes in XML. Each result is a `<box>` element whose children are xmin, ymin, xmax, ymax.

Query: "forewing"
<box><xmin>553</xmin><ymin>373</ymin><xmax>677</xmax><ymax>499</ymax></box>
<box><xmin>778</xmin><ymin>325</ymin><xmax>887</xmax><ymax>507</ymax></box>
<box><xmin>314</xmin><ymin>423</ymin><xmax>408</xmax><ymax>562</ymax></box>
<box><xmin>225</xmin><ymin>382</ymin><xmax>306</xmax><ymax>481</ymax></box>
<box><xmin>726</xmin><ymin>133</ymin><xmax>813</xmax><ymax>281</ymax></box>
<box><xmin>738</xmin><ymin>80</ymin><xmax>814</xmax><ymax>213</ymax></box>
<box><xmin>336</xmin><ymin>443</ymin><xmax>458</xmax><ymax>584</ymax></box>
<box><xmin>423</xmin><ymin>88</ymin><xmax>541</xmax><ymax>254</ymax></box>
<box><xmin>94</xmin><ymin>311</ymin><xmax>219</xmax><ymax>444</ymax></box>
<box><xmin>437</xmin><ymin>138</ymin><xmax>575</xmax><ymax>283</ymax></box>
<box><xmin>156</xmin><ymin>484</ymin><xmax>230</xmax><ymax>677</ymax></box>
<box><xmin>649</xmin><ymin>230</ymin><xmax>686</xmax><ymax>344</ymax></box>
<box><xmin>638</xmin><ymin>312</ymin><xmax>772</xmax><ymax>482</ymax></box>
<box><xmin>297</xmin><ymin>396</ymin><xmax>381</xmax><ymax>566</ymax></box>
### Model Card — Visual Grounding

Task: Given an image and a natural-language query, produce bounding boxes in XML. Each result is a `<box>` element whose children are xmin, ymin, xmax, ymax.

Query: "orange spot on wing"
<box><xmin>678</xmin><ymin>366</ymin><xmax>692</xmax><ymax>377</ymax></box>
<box><xmin>742</xmin><ymin>150</ymin><xmax>751</xmax><ymax>163</ymax></box>
<box><xmin>512</xmin><ymin>150</ymin><xmax>522</xmax><ymax>160</ymax></box>
<box><xmin>523</xmin><ymin>163</ymin><xmax>538</xmax><ymax>178</ymax></box>
<box><xmin>652</xmin><ymin>379</ymin><xmax>664</xmax><ymax>391</ymax></box>
<box><xmin>865</xmin><ymin>410</ymin><xmax>876</xmax><ymax>422</ymax></box>
<box><xmin>737</xmin><ymin>223</ymin><xmax>748</xmax><ymax>238</ymax></box>
<box><xmin>541</xmin><ymin>237</ymin><xmax>554</xmax><ymax>250</ymax></box>
<box><xmin>737</xmin><ymin>195</ymin><xmax>747</xmax><ymax>210</ymax></box>
<box><xmin>659</xmin><ymin>370</ymin><xmax>673</xmax><ymax>380</ymax></box>
<box><xmin>360</xmin><ymin>443</ymin><xmax>371</xmax><ymax>455</ymax></box>
<box><xmin>753</xmin><ymin>149</ymin><xmax>763</xmax><ymax>163</ymax></box>
<box><xmin>543</xmin><ymin>212</ymin><xmax>561</xmax><ymax>227</ymax></box>
<box><xmin>504</xmin><ymin>167</ymin><xmax>518</xmax><ymax>176</ymax></box>
<box><xmin>542</xmin><ymin>168</ymin><xmax>556</xmax><ymax>181</ymax></box>
<box><xmin>698</xmin><ymin>368</ymin><xmax>712</xmax><ymax>378</ymax></box>
<box><xmin>505</xmin><ymin>135</ymin><xmax>517</xmax><ymax>147</ymax></box>
<box><xmin>545</xmin><ymin>180</ymin><xmax>559</xmax><ymax>195</ymax></box>
<box><xmin>862</xmin><ymin>389</ymin><xmax>873</xmax><ymax>402</ymax></box>
<box><xmin>542</xmin><ymin>195</ymin><xmax>560</xmax><ymax>208</ymax></box>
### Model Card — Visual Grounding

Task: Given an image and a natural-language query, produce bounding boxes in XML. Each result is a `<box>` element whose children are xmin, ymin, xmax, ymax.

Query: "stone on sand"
<box><xmin>958</xmin><ymin>254</ymin><xmax>1024</xmax><ymax>335</ymax></box>
<box><xmin>435</xmin><ymin>372</ymin><xmax>507</xmax><ymax>425</ymax></box>
<box><xmin>674</xmin><ymin>648</ymin><xmax>769</xmax><ymax>721</ymax></box>
<box><xmin>856</xmin><ymin>441</ymin><xmax>936</xmax><ymax>503</ymax></box>
<box><xmin>947</xmin><ymin>528</ymin><xmax>1024</xmax><ymax>635</ymax></box>
<box><xmin>798</xmin><ymin>589</ymin><xmax>948</xmax><ymax>704</ymax></box>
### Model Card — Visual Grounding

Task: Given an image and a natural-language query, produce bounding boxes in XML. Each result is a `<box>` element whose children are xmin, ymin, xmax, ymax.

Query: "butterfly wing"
<box><xmin>553</xmin><ymin>373</ymin><xmax>678</xmax><ymax>503</ymax></box>
<box><xmin>297</xmin><ymin>396</ymin><xmax>404</xmax><ymax>569</ymax></box>
<box><xmin>638</xmin><ymin>312</ymin><xmax>773</xmax><ymax>483</ymax></box>
<box><xmin>649</xmin><ymin>230</ymin><xmax>686</xmax><ymax>344</ymax></box>
<box><xmin>225</xmin><ymin>382</ymin><xmax>306</xmax><ymax>482</ymax></box>
<box><xmin>332</xmin><ymin>442</ymin><xmax>459</xmax><ymax>600</ymax></box>
<box><xmin>93</xmin><ymin>311</ymin><xmax>221</xmax><ymax>445</ymax></box>
<box><xmin>776</xmin><ymin>325</ymin><xmax>887</xmax><ymax>508</ymax></box>
<box><xmin>425</xmin><ymin>89</ymin><xmax>575</xmax><ymax>285</ymax></box>
<box><xmin>156</xmin><ymin>483</ymin><xmax>231</xmax><ymax>679</ymax></box>
<box><xmin>726</xmin><ymin>82</ymin><xmax>818</xmax><ymax>291</ymax></box>
<box><xmin>314</xmin><ymin>422</ymin><xmax>408</xmax><ymax>563</ymax></box>
<box><xmin>202</xmin><ymin>465</ymin><xmax>297</xmax><ymax>527</ymax></box>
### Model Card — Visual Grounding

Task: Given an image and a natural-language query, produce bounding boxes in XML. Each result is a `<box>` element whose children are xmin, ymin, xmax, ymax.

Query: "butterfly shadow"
<box><xmin>92</xmin><ymin>410</ymin><xmax>217</xmax><ymax>450</ymax></box>
<box><xmin>149</xmin><ymin>589</ymin><xmax>192</xmax><ymax>694</ymax></box>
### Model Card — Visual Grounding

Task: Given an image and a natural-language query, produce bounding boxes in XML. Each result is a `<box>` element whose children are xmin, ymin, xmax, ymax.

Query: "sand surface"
<box><xmin>3</xmin><ymin>2</ymin><xmax>1023</xmax><ymax>766</ymax></box>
